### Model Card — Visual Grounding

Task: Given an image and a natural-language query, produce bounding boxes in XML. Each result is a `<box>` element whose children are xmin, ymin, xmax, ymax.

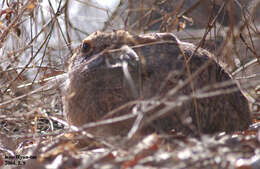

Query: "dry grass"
<box><xmin>0</xmin><ymin>0</ymin><xmax>260</xmax><ymax>168</ymax></box>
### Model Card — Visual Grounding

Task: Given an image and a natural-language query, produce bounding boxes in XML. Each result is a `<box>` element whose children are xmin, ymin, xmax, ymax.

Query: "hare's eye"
<box><xmin>81</xmin><ymin>42</ymin><xmax>91</xmax><ymax>53</ymax></box>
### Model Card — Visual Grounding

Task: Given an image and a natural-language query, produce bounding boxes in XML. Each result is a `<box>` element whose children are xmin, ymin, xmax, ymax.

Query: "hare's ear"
<box><xmin>155</xmin><ymin>33</ymin><xmax>180</xmax><ymax>43</ymax></box>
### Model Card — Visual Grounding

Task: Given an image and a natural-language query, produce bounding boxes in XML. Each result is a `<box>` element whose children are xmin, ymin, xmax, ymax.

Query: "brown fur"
<box><xmin>63</xmin><ymin>30</ymin><xmax>251</xmax><ymax>136</ymax></box>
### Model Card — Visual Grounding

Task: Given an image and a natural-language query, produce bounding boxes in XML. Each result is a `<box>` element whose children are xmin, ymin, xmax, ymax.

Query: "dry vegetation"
<box><xmin>0</xmin><ymin>0</ymin><xmax>260</xmax><ymax>168</ymax></box>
